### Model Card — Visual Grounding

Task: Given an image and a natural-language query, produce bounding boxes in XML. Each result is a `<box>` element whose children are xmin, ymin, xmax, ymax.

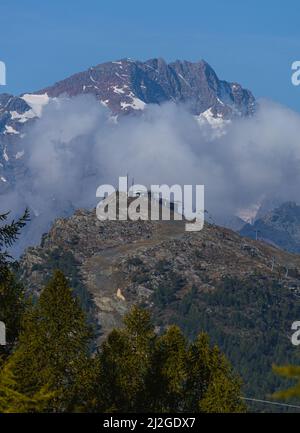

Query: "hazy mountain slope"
<box><xmin>240</xmin><ymin>202</ymin><xmax>300</xmax><ymax>253</ymax></box>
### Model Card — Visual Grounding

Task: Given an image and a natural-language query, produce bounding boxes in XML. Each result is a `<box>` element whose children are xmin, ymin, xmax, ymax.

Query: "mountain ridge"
<box><xmin>35</xmin><ymin>57</ymin><xmax>255</xmax><ymax>117</ymax></box>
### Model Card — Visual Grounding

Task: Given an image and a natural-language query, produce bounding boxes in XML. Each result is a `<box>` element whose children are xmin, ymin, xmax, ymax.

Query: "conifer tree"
<box><xmin>96</xmin><ymin>307</ymin><xmax>245</xmax><ymax>413</ymax></box>
<box><xmin>0</xmin><ymin>209</ymin><xmax>29</xmax><ymax>278</ymax></box>
<box><xmin>199</xmin><ymin>369</ymin><xmax>246</xmax><ymax>413</ymax></box>
<box><xmin>149</xmin><ymin>325</ymin><xmax>187</xmax><ymax>412</ymax></box>
<box><xmin>0</xmin><ymin>209</ymin><xmax>29</xmax><ymax>356</ymax></box>
<box><xmin>184</xmin><ymin>332</ymin><xmax>212</xmax><ymax>411</ymax></box>
<box><xmin>185</xmin><ymin>333</ymin><xmax>245</xmax><ymax>412</ymax></box>
<box><xmin>97</xmin><ymin>306</ymin><xmax>155</xmax><ymax>412</ymax></box>
<box><xmin>7</xmin><ymin>270</ymin><xmax>95</xmax><ymax>412</ymax></box>
<box><xmin>0</xmin><ymin>359</ymin><xmax>53</xmax><ymax>413</ymax></box>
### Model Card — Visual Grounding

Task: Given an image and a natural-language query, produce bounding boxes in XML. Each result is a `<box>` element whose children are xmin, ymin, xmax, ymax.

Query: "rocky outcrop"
<box><xmin>19</xmin><ymin>208</ymin><xmax>300</xmax><ymax>398</ymax></box>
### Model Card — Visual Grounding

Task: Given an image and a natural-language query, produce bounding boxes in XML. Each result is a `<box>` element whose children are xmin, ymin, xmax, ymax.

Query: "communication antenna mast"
<box><xmin>206</xmin><ymin>210</ymin><xmax>215</xmax><ymax>226</ymax></box>
<box><xmin>254</xmin><ymin>229</ymin><xmax>260</xmax><ymax>241</ymax></box>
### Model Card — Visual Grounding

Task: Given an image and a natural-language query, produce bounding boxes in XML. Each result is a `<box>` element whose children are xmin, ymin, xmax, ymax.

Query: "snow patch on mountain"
<box><xmin>120</xmin><ymin>94</ymin><xmax>146</xmax><ymax>110</ymax></box>
<box><xmin>21</xmin><ymin>93</ymin><xmax>49</xmax><ymax>117</ymax></box>
<box><xmin>5</xmin><ymin>125</ymin><xmax>19</xmax><ymax>135</ymax></box>
<box><xmin>195</xmin><ymin>108</ymin><xmax>231</xmax><ymax>137</ymax></box>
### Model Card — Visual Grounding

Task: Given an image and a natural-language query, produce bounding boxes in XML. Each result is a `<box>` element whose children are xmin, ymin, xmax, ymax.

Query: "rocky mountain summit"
<box><xmin>19</xmin><ymin>208</ymin><xmax>300</xmax><ymax>398</ymax></box>
<box><xmin>38</xmin><ymin>58</ymin><xmax>255</xmax><ymax>117</ymax></box>
<box><xmin>0</xmin><ymin>58</ymin><xmax>255</xmax><ymax>189</ymax></box>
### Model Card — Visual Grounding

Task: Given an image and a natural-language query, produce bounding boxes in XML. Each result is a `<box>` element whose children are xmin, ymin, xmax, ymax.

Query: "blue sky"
<box><xmin>1</xmin><ymin>0</ymin><xmax>300</xmax><ymax>110</ymax></box>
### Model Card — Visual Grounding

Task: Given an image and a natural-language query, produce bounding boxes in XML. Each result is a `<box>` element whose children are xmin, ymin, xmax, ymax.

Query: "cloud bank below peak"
<box><xmin>2</xmin><ymin>94</ymin><xmax>300</xmax><ymax>255</ymax></box>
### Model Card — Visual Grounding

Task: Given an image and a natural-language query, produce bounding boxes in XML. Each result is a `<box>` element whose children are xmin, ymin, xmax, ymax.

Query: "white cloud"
<box><xmin>4</xmin><ymin>94</ymin><xmax>300</xmax><ymax>255</ymax></box>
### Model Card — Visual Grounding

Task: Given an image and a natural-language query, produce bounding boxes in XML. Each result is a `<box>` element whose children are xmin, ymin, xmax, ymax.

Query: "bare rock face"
<box><xmin>38</xmin><ymin>58</ymin><xmax>255</xmax><ymax>117</ymax></box>
<box><xmin>20</xmin><ymin>208</ymin><xmax>300</xmax><ymax>331</ymax></box>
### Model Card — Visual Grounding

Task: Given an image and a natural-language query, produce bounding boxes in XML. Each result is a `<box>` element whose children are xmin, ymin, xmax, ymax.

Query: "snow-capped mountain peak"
<box><xmin>0</xmin><ymin>58</ymin><xmax>255</xmax><ymax>188</ymax></box>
